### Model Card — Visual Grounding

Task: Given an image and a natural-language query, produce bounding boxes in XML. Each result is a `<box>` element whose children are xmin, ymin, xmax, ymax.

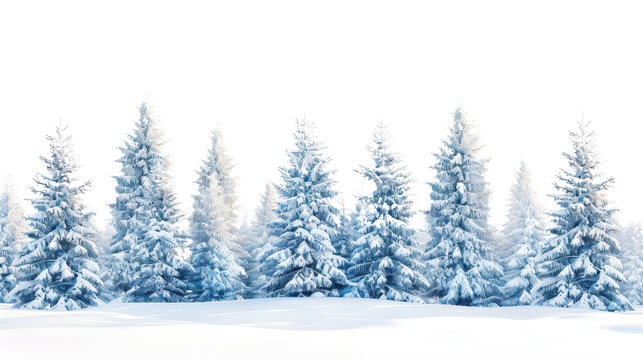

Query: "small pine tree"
<box><xmin>618</xmin><ymin>223</ymin><xmax>643</xmax><ymax>305</ymax></box>
<box><xmin>345</xmin><ymin>199</ymin><xmax>370</xmax><ymax>258</ymax></box>
<box><xmin>119</xmin><ymin>104</ymin><xmax>192</xmax><ymax>302</ymax></box>
<box><xmin>245</xmin><ymin>184</ymin><xmax>278</xmax><ymax>296</ymax></box>
<box><xmin>424</xmin><ymin>108</ymin><xmax>503</xmax><ymax>306</ymax></box>
<box><xmin>0</xmin><ymin>183</ymin><xmax>28</xmax><ymax>302</ymax></box>
<box><xmin>333</xmin><ymin>199</ymin><xmax>359</xmax><ymax>263</ymax></box>
<box><xmin>189</xmin><ymin>141</ymin><xmax>246</xmax><ymax>301</ymax></box>
<box><xmin>195</xmin><ymin>130</ymin><xmax>247</xmax><ymax>264</ymax></box>
<box><xmin>500</xmin><ymin>161</ymin><xmax>548</xmax><ymax>306</ymax></box>
<box><xmin>245</xmin><ymin>184</ymin><xmax>278</xmax><ymax>255</ymax></box>
<box><xmin>345</xmin><ymin>123</ymin><xmax>429</xmax><ymax>303</ymax></box>
<box><xmin>9</xmin><ymin>125</ymin><xmax>103</xmax><ymax>310</ymax></box>
<box><xmin>261</xmin><ymin>120</ymin><xmax>348</xmax><ymax>297</ymax></box>
<box><xmin>535</xmin><ymin>122</ymin><xmax>632</xmax><ymax>311</ymax></box>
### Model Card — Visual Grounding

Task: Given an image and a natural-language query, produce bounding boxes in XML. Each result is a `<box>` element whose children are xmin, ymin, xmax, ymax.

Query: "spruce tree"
<box><xmin>193</xmin><ymin>130</ymin><xmax>247</xmax><ymax>264</ymax></box>
<box><xmin>333</xmin><ymin>200</ymin><xmax>356</xmax><ymax>263</ymax></box>
<box><xmin>245</xmin><ymin>184</ymin><xmax>278</xmax><ymax>296</ymax></box>
<box><xmin>9</xmin><ymin>125</ymin><xmax>103</xmax><ymax>309</ymax></box>
<box><xmin>424</xmin><ymin>108</ymin><xmax>503</xmax><ymax>306</ymax></box>
<box><xmin>345</xmin><ymin>123</ymin><xmax>429</xmax><ymax>302</ymax></box>
<box><xmin>107</xmin><ymin>104</ymin><xmax>162</xmax><ymax>295</ymax></box>
<box><xmin>189</xmin><ymin>135</ymin><xmax>246</xmax><ymax>301</ymax></box>
<box><xmin>535</xmin><ymin>122</ymin><xmax>632</xmax><ymax>311</ymax></box>
<box><xmin>620</xmin><ymin>223</ymin><xmax>643</xmax><ymax>305</ymax></box>
<box><xmin>108</xmin><ymin>103</ymin><xmax>192</xmax><ymax>302</ymax></box>
<box><xmin>0</xmin><ymin>183</ymin><xmax>28</xmax><ymax>302</ymax></box>
<box><xmin>500</xmin><ymin>161</ymin><xmax>548</xmax><ymax>305</ymax></box>
<box><xmin>261</xmin><ymin>120</ymin><xmax>348</xmax><ymax>297</ymax></box>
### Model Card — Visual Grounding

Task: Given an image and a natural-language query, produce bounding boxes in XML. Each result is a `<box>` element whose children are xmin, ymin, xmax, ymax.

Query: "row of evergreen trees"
<box><xmin>0</xmin><ymin>104</ymin><xmax>641</xmax><ymax>311</ymax></box>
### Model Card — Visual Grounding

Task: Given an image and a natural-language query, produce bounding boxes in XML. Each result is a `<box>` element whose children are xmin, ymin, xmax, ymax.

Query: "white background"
<box><xmin>1</xmin><ymin>0</ymin><xmax>642</xmax><ymax>231</ymax></box>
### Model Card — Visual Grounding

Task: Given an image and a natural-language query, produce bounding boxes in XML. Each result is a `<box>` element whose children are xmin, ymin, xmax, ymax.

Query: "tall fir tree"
<box><xmin>107</xmin><ymin>104</ymin><xmax>160</xmax><ymax>295</ymax></box>
<box><xmin>620</xmin><ymin>223</ymin><xmax>643</xmax><ymax>305</ymax></box>
<box><xmin>500</xmin><ymin>161</ymin><xmax>548</xmax><ymax>305</ymax></box>
<box><xmin>535</xmin><ymin>122</ymin><xmax>631</xmax><ymax>311</ymax></box>
<box><xmin>424</xmin><ymin>108</ymin><xmax>503</xmax><ymax>306</ymax></box>
<box><xmin>9</xmin><ymin>125</ymin><xmax>103</xmax><ymax>309</ymax></box>
<box><xmin>108</xmin><ymin>103</ymin><xmax>192</xmax><ymax>302</ymax></box>
<box><xmin>0</xmin><ymin>182</ymin><xmax>28</xmax><ymax>302</ymax></box>
<box><xmin>189</xmin><ymin>135</ymin><xmax>246</xmax><ymax>301</ymax></box>
<box><xmin>261</xmin><ymin>120</ymin><xmax>348</xmax><ymax>297</ymax></box>
<box><xmin>344</xmin><ymin>123</ymin><xmax>429</xmax><ymax>303</ymax></box>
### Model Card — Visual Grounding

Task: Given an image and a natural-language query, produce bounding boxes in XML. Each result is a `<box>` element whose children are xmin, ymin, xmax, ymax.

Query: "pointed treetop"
<box><xmin>447</xmin><ymin>107</ymin><xmax>482</xmax><ymax>155</ymax></box>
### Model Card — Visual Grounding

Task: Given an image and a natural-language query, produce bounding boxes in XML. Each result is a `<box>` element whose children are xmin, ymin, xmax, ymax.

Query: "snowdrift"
<box><xmin>1</xmin><ymin>298</ymin><xmax>641</xmax><ymax>359</ymax></box>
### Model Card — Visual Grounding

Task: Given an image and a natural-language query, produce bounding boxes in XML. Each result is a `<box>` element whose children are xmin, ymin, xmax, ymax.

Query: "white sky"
<box><xmin>1</xmin><ymin>1</ymin><xmax>642</xmax><ymax>232</ymax></box>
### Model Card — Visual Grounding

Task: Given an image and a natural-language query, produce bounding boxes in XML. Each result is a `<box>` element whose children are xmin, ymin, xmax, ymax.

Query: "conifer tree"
<box><xmin>245</xmin><ymin>184</ymin><xmax>277</xmax><ymax>254</ymax></box>
<box><xmin>245</xmin><ymin>184</ymin><xmax>278</xmax><ymax>296</ymax></box>
<box><xmin>108</xmin><ymin>104</ymin><xmax>192</xmax><ymax>302</ymax></box>
<box><xmin>194</xmin><ymin>130</ymin><xmax>247</xmax><ymax>264</ymax></box>
<box><xmin>333</xmin><ymin>200</ymin><xmax>357</xmax><ymax>263</ymax></box>
<box><xmin>189</xmin><ymin>135</ymin><xmax>246</xmax><ymax>301</ymax></box>
<box><xmin>107</xmin><ymin>104</ymin><xmax>161</xmax><ymax>295</ymax></box>
<box><xmin>424</xmin><ymin>108</ymin><xmax>503</xmax><ymax>306</ymax></box>
<box><xmin>500</xmin><ymin>161</ymin><xmax>548</xmax><ymax>305</ymax></box>
<box><xmin>9</xmin><ymin>125</ymin><xmax>103</xmax><ymax>309</ymax></box>
<box><xmin>620</xmin><ymin>223</ymin><xmax>643</xmax><ymax>305</ymax></box>
<box><xmin>535</xmin><ymin>122</ymin><xmax>631</xmax><ymax>311</ymax></box>
<box><xmin>344</xmin><ymin>199</ymin><xmax>370</xmax><ymax>257</ymax></box>
<box><xmin>345</xmin><ymin>123</ymin><xmax>429</xmax><ymax>302</ymax></box>
<box><xmin>261</xmin><ymin>120</ymin><xmax>348</xmax><ymax>297</ymax></box>
<box><xmin>0</xmin><ymin>183</ymin><xmax>28</xmax><ymax>302</ymax></box>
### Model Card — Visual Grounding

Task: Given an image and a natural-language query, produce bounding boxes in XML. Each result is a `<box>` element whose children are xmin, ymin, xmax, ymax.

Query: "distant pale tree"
<box><xmin>0</xmin><ymin>182</ymin><xmax>28</xmax><ymax>302</ymax></box>
<box><xmin>500</xmin><ymin>161</ymin><xmax>548</xmax><ymax>306</ymax></box>
<box><xmin>245</xmin><ymin>184</ymin><xmax>278</xmax><ymax>296</ymax></box>
<box><xmin>190</xmin><ymin>130</ymin><xmax>247</xmax><ymax>266</ymax></box>
<box><xmin>618</xmin><ymin>223</ymin><xmax>643</xmax><ymax>305</ymax></box>
<box><xmin>189</xmin><ymin>137</ymin><xmax>246</xmax><ymax>301</ymax></box>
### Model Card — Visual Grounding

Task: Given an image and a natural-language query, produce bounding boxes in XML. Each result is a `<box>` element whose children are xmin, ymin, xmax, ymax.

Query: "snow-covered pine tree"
<box><xmin>344</xmin><ymin>199</ymin><xmax>370</xmax><ymax>259</ymax></box>
<box><xmin>192</xmin><ymin>130</ymin><xmax>247</xmax><ymax>266</ymax></box>
<box><xmin>237</xmin><ymin>215</ymin><xmax>252</xmax><ymax>251</ymax></box>
<box><xmin>251</xmin><ymin>238</ymin><xmax>276</xmax><ymax>298</ymax></box>
<box><xmin>114</xmin><ymin>104</ymin><xmax>192</xmax><ymax>303</ymax></box>
<box><xmin>500</xmin><ymin>161</ymin><xmax>548</xmax><ymax>306</ymax></box>
<box><xmin>106</xmin><ymin>104</ymin><xmax>163</xmax><ymax>296</ymax></box>
<box><xmin>620</xmin><ymin>223</ymin><xmax>643</xmax><ymax>305</ymax></box>
<box><xmin>344</xmin><ymin>123</ymin><xmax>429</xmax><ymax>303</ymax></box>
<box><xmin>333</xmin><ymin>200</ymin><xmax>354</xmax><ymax>263</ymax></box>
<box><xmin>261</xmin><ymin>119</ymin><xmax>348</xmax><ymax>297</ymax></box>
<box><xmin>9</xmin><ymin>125</ymin><xmax>103</xmax><ymax>310</ymax></box>
<box><xmin>189</xmin><ymin>143</ymin><xmax>246</xmax><ymax>301</ymax></box>
<box><xmin>424</xmin><ymin>108</ymin><xmax>503</xmax><ymax>306</ymax></box>
<box><xmin>0</xmin><ymin>182</ymin><xmax>28</xmax><ymax>302</ymax></box>
<box><xmin>245</xmin><ymin>184</ymin><xmax>278</xmax><ymax>296</ymax></box>
<box><xmin>245</xmin><ymin>184</ymin><xmax>278</xmax><ymax>255</ymax></box>
<box><xmin>535</xmin><ymin>122</ymin><xmax>632</xmax><ymax>311</ymax></box>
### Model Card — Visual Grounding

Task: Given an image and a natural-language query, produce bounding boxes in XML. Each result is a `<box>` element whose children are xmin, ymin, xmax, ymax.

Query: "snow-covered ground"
<box><xmin>1</xmin><ymin>298</ymin><xmax>641</xmax><ymax>359</ymax></box>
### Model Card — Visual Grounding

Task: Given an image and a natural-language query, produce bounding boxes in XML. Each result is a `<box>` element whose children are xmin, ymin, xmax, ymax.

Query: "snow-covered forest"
<box><xmin>1</xmin><ymin>104</ymin><xmax>641</xmax><ymax>312</ymax></box>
